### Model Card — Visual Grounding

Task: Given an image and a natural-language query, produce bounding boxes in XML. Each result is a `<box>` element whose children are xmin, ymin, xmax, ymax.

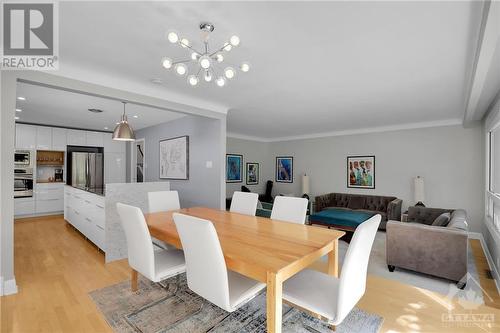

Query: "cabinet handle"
<box><xmin>85</xmin><ymin>200</ymin><xmax>91</xmax><ymax>204</ymax></box>
<box><xmin>85</xmin><ymin>217</ymin><xmax>92</xmax><ymax>222</ymax></box>
<box><xmin>96</xmin><ymin>204</ymin><xmax>104</xmax><ymax>209</ymax></box>
<box><xmin>96</xmin><ymin>225</ymin><xmax>104</xmax><ymax>230</ymax></box>
<box><xmin>74</xmin><ymin>195</ymin><xmax>81</xmax><ymax>199</ymax></box>
<box><xmin>74</xmin><ymin>210</ymin><xmax>79</xmax><ymax>215</ymax></box>
<box><xmin>43</xmin><ymin>198</ymin><xmax>59</xmax><ymax>201</ymax></box>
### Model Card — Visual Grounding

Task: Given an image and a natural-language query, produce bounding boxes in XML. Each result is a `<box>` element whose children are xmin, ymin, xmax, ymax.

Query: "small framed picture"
<box><xmin>226</xmin><ymin>154</ymin><xmax>243</xmax><ymax>183</ymax></box>
<box><xmin>246</xmin><ymin>163</ymin><xmax>259</xmax><ymax>185</ymax></box>
<box><xmin>159</xmin><ymin>135</ymin><xmax>189</xmax><ymax>180</ymax></box>
<box><xmin>276</xmin><ymin>156</ymin><xmax>293</xmax><ymax>183</ymax></box>
<box><xmin>347</xmin><ymin>155</ymin><xmax>375</xmax><ymax>189</ymax></box>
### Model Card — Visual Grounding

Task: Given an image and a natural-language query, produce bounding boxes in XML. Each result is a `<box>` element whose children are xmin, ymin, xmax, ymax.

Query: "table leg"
<box><xmin>131</xmin><ymin>269</ymin><xmax>138</xmax><ymax>292</ymax></box>
<box><xmin>327</xmin><ymin>241</ymin><xmax>339</xmax><ymax>277</ymax></box>
<box><xmin>267</xmin><ymin>272</ymin><xmax>283</xmax><ymax>333</ymax></box>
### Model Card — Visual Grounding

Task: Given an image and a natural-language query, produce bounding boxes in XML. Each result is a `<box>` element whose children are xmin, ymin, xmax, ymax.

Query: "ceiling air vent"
<box><xmin>88</xmin><ymin>108</ymin><xmax>104</xmax><ymax>113</ymax></box>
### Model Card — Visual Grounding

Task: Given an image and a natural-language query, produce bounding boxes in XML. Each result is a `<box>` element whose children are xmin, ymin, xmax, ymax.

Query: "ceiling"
<box><xmin>56</xmin><ymin>1</ymin><xmax>492</xmax><ymax>139</ymax></box>
<box><xmin>15</xmin><ymin>82</ymin><xmax>185</xmax><ymax>131</ymax></box>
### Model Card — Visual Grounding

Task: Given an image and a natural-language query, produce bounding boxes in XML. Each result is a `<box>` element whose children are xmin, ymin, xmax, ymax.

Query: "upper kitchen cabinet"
<box><xmin>86</xmin><ymin>131</ymin><xmax>104</xmax><ymax>147</ymax></box>
<box><xmin>51</xmin><ymin>128</ymin><xmax>67</xmax><ymax>151</ymax></box>
<box><xmin>36</xmin><ymin>126</ymin><xmax>52</xmax><ymax>150</ymax></box>
<box><xmin>15</xmin><ymin>124</ymin><xmax>37</xmax><ymax>149</ymax></box>
<box><xmin>103</xmin><ymin>133</ymin><xmax>126</xmax><ymax>153</ymax></box>
<box><xmin>66</xmin><ymin>129</ymin><xmax>86</xmax><ymax>146</ymax></box>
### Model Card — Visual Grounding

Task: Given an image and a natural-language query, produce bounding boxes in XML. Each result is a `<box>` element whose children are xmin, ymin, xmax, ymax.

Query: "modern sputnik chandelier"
<box><xmin>161</xmin><ymin>22</ymin><xmax>250</xmax><ymax>87</ymax></box>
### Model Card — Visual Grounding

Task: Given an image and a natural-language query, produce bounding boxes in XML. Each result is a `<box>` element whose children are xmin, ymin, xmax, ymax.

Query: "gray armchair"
<box><xmin>386</xmin><ymin>206</ymin><xmax>468</xmax><ymax>287</ymax></box>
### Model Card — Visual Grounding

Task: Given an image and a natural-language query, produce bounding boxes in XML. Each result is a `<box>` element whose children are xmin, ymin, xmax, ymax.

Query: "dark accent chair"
<box><xmin>386</xmin><ymin>206</ymin><xmax>468</xmax><ymax>287</ymax></box>
<box><xmin>258</xmin><ymin>180</ymin><xmax>274</xmax><ymax>203</ymax></box>
<box><xmin>314</xmin><ymin>192</ymin><xmax>402</xmax><ymax>230</ymax></box>
<box><xmin>241</xmin><ymin>186</ymin><xmax>251</xmax><ymax>192</ymax></box>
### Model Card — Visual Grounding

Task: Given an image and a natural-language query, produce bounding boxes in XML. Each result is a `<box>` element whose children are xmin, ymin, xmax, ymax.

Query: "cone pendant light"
<box><xmin>112</xmin><ymin>102</ymin><xmax>135</xmax><ymax>141</ymax></box>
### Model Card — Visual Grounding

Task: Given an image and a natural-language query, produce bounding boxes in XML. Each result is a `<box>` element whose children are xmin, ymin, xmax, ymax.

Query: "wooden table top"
<box><xmin>145</xmin><ymin>207</ymin><xmax>345</xmax><ymax>282</ymax></box>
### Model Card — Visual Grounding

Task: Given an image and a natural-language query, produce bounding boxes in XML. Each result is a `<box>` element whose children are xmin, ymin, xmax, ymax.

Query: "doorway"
<box><xmin>131</xmin><ymin>138</ymin><xmax>145</xmax><ymax>183</ymax></box>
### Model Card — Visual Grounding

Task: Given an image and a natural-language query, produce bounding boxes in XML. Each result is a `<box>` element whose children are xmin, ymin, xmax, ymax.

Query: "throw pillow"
<box><xmin>348</xmin><ymin>196</ymin><xmax>366</xmax><ymax>210</ymax></box>
<box><xmin>432</xmin><ymin>212</ymin><xmax>451</xmax><ymax>227</ymax></box>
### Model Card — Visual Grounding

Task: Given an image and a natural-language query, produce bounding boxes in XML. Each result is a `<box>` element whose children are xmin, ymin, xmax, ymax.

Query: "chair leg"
<box><xmin>131</xmin><ymin>269</ymin><xmax>138</xmax><ymax>292</ymax></box>
<box><xmin>388</xmin><ymin>265</ymin><xmax>395</xmax><ymax>272</ymax></box>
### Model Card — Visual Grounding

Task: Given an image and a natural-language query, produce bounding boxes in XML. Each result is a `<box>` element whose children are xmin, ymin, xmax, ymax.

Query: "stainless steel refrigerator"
<box><xmin>70</xmin><ymin>151</ymin><xmax>104</xmax><ymax>189</ymax></box>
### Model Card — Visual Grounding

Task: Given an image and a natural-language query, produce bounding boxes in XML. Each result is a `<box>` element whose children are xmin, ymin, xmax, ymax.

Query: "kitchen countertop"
<box><xmin>37</xmin><ymin>180</ymin><xmax>65</xmax><ymax>184</ymax></box>
<box><xmin>69</xmin><ymin>185</ymin><xmax>105</xmax><ymax>196</ymax></box>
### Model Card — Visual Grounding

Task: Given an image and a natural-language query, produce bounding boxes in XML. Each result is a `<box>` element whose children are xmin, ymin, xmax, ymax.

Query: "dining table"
<box><xmin>142</xmin><ymin>206</ymin><xmax>345</xmax><ymax>333</ymax></box>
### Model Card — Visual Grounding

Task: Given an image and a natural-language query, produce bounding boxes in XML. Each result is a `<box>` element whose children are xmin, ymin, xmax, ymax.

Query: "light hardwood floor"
<box><xmin>1</xmin><ymin>215</ymin><xmax>499</xmax><ymax>332</ymax></box>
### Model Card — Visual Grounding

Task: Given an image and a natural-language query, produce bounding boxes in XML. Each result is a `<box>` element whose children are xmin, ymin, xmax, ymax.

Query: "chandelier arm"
<box><xmin>171</xmin><ymin>58</ymin><xmax>193</xmax><ymax>65</ymax></box>
<box><xmin>178</xmin><ymin>41</ymin><xmax>204</xmax><ymax>56</ymax></box>
<box><xmin>208</xmin><ymin>42</ymin><xmax>230</xmax><ymax>57</ymax></box>
<box><xmin>196</xmin><ymin>68</ymin><xmax>202</xmax><ymax>78</ymax></box>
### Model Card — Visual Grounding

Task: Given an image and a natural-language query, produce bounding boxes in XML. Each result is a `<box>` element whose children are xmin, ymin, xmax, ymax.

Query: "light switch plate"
<box><xmin>206</xmin><ymin>161</ymin><xmax>213</xmax><ymax>168</ymax></box>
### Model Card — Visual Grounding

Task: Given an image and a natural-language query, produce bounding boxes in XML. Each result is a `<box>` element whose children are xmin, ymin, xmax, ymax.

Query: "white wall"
<box><xmin>226</xmin><ymin>138</ymin><xmax>273</xmax><ymax>198</ymax></box>
<box><xmin>227</xmin><ymin>124</ymin><xmax>484</xmax><ymax>232</ymax></box>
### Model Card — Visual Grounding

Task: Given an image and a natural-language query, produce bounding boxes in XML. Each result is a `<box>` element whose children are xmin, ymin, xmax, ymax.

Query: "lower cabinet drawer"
<box><xmin>36</xmin><ymin>198</ymin><xmax>64</xmax><ymax>214</ymax></box>
<box><xmin>14</xmin><ymin>199</ymin><xmax>35</xmax><ymax>216</ymax></box>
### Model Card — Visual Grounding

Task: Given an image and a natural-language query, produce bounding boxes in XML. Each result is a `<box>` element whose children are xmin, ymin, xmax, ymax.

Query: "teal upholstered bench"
<box><xmin>309</xmin><ymin>208</ymin><xmax>375</xmax><ymax>230</ymax></box>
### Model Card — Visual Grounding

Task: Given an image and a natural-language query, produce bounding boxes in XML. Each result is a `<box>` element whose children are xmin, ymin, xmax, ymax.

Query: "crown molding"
<box><xmin>228</xmin><ymin>118</ymin><xmax>464</xmax><ymax>143</ymax></box>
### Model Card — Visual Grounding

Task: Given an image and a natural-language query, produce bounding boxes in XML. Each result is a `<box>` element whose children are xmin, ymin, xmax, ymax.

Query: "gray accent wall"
<box><xmin>227</xmin><ymin>124</ymin><xmax>484</xmax><ymax>233</ymax></box>
<box><xmin>136</xmin><ymin>115</ymin><xmax>223</xmax><ymax>209</ymax></box>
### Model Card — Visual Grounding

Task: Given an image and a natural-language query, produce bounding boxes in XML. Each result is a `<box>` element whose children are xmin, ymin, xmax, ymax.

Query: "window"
<box><xmin>488</xmin><ymin>127</ymin><xmax>500</xmax><ymax>231</ymax></box>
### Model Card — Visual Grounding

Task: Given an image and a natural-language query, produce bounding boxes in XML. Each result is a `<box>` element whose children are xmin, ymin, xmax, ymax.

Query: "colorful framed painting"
<box><xmin>159</xmin><ymin>135</ymin><xmax>189</xmax><ymax>180</ymax></box>
<box><xmin>246</xmin><ymin>163</ymin><xmax>259</xmax><ymax>185</ymax></box>
<box><xmin>276</xmin><ymin>156</ymin><xmax>293</xmax><ymax>183</ymax></box>
<box><xmin>226</xmin><ymin>154</ymin><xmax>243</xmax><ymax>183</ymax></box>
<box><xmin>347</xmin><ymin>155</ymin><xmax>375</xmax><ymax>189</ymax></box>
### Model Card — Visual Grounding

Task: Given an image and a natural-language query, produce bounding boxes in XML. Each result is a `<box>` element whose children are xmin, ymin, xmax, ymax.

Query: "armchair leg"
<box><xmin>131</xmin><ymin>269</ymin><xmax>138</xmax><ymax>292</ymax></box>
<box><xmin>457</xmin><ymin>281</ymin><xmax>467</xmax><ymax>290</ymax></box>
<box><xmin>329</xmin><ymin>324</ymin><xmax>336</xmax><ymax>331</ymax></box>
<box><xmin>388</xmin><ymin>265</ymin><xmax>395</xmax><ymax>272</ymax></box>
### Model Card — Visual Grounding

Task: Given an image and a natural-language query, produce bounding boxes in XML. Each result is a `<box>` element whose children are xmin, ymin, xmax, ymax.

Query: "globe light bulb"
<box><xmin>180</xmin><ymin>38</ymin><xmax>190</xmax><ymax>48</ymax></box>
<box><xmin>224</xmin><ymin>67</ymin><xmax>235</xmax><ymax>79</ymax></box>
<box><xmin>204</xmin><ymin>71</ymin><xmax>212</xmax><ymax>82</ymax></box>
<box><xmin>240</xmin><ymin>62</ymin><xmax>250</xmax><ymax>72</ymax></box>
<box><xmin>167</xmin><ymin>31</ymin><xmax>179</xmax><ymax>43</ymax></box>
<box><xmin>199</xmin><ymin>55</ymin><xmax>211</xmax><ymax>69</ymax></box>
<box><xmin>216</xmin><ymin>54</ymin><xmax>224</xmax><ymax>63</ymax></box>
<box><xmin>230</xmin><ymin>35</ymin><xmax>240</xmax><ymax>47</ymax></box>
<box><xmin>175</xmin><ymin>63</ymin><xmax>187</xmax><ymax>76</ymax></box>
<box><xmin>224</xmin><ymin>43</ymin><xmax>232</xmax><ymax>52</ymax></box>
<box><xmin>216</xmin><ymin>77</ymin><xmax>226</xmax><ymax>87</ymax></box>
<box><xmin>161</xmin><ymin>57</ymin><xmax>172</xmax><ymax>69</ymax></box>
<box><xmin>191</xmin><ymin>52</ymin><xmax>199</xmax><ymax>60</ymax></box>
<box><xmin>188</xmin><ymin>75</ymin><xmax>199</xmax><ymax>86</ymax></box>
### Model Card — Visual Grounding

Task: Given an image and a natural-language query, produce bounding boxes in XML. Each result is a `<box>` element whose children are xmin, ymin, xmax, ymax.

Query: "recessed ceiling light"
<box><xmin>14</xmin><ymin>116</ymin><xmax>19</xmax><ymax>120</ymax></box>
<box><xmin>116</xmin><ymin>122</ymin><xmax>120</xmax><ymax>125</ymax></box>
<box><xmin>15</xmin><ymin>108</ymin><xmax>22</xmax><ymax>112</ymax></box>
<box><xmin>88</xmin><ymin>108</ymin><xmax>104</xmax><ymax>113</ymax></box>
<box><xmin>17</xmin><ymin>97</ymin><xmax>26</xmax><ymax>101</ymax></box>
<box><xmin>151</xmin><ymin>78</ymin><xmax>163</xmax><ymax>84</ymax></box>
<box><xmin>133</xmin><ymin>115</ymin><xmax>138</xmax><ymax>118</ymax></box>
<box><xmin>104</xmin><ymin>127</ymin><xmax>109</xmax><ymax>130</ymax></box>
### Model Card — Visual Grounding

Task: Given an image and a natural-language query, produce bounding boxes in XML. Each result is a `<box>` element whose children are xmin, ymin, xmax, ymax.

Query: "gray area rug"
<box><xmin>90</xmin><ymin>273</ymin><xmax>383</xmax><ymax>333</ymax></box>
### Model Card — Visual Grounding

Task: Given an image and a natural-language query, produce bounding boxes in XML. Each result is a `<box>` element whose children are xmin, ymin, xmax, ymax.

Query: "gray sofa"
<box><xmin>386</xmin><ymin>206</ymin><xmax>468</xmax><ymax>287</ymax></box>
<box><xmin>314</xmin><ymin>192</ymin><xmax>402</xmax><ymax>230</ymax></box>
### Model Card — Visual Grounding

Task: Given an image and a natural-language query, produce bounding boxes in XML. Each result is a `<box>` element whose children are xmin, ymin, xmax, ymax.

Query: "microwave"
<box><xmin>14</xmin><ymin>150</ymin><xmax>32</xmax><ymax>166</ymax></box>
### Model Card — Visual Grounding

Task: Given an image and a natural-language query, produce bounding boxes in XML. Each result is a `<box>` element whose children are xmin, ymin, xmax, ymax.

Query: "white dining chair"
<box><xmin>282</xmin><ymin>214</ymin><xmax>381</xmax><ymax>329</ymax></box>
<box><xmin>230</xmin><ymin>191</ymin><xmax>259</xmax><ymax>216</ymax></box>
<box><xmin>271</xmin><ymin>196</ymin><xmax>309</xmax><ymax>224</ymax></box>
<box><xmin>148</xmin><ymin>190</ymin><xmax>181</xmax><ymax>250</ymax></box>
<box><xmin>116</xmin><ymin>203</ymin><xmax>186</xmax><ymax>291</ymax></box>
<box><xmin>148</xmin><ymin>190</ymin><xmax>180</xmax><ymax>213</ymax></box>
<box><xmin>173</xmin><ymin>212</ymin><xmax>265</xmax><ymax>312</ymax></box>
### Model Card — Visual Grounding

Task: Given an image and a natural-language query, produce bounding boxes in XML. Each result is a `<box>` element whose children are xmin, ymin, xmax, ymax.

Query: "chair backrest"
<box><xmin>173</xmin><ymin>213</ymin><xmax>231</xmax><ymax>311</ymax></box>
<box><xmin>336</xmin><ymin>214</ymin><xmax>381</xmax><ymax>323</ymax></box>
<box><xmin>230</xmin><ymin>191</ymin><xmax>259</xmax><ymax>216</ymax></box>
<box><xmin>265</xmin><ymin>180</ymin><xmax>273</xmax><ymax>197</ymax></box>
<box><xmin>271</xmin><ymin>196</ymin><xmax>308</xmax><ymax>224</ymax></box>
<box><xmin>116</xmin><ymin>203</ymin><xmax>156</xmax><ymax>280</ymax></box>
<box><xmin>148</xmin><ymin>190</ymin><xmax>180</xmax><ymax>213</ymax></box>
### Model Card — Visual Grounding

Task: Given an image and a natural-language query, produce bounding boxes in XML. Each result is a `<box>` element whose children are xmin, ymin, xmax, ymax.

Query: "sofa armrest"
<box><xmin>387</xmin><ymin>198</ymin><xmax>402</xmax><ymax>221</ymax></box>
<box><xmin>315</xmin><ymin>193</ymin><xmax>333</xmax><ymax>212</ymax></box>
<box><xmin>386</xmin><ymin>221</ymin><xmax>468</xmax><ymax>282</ymax></box>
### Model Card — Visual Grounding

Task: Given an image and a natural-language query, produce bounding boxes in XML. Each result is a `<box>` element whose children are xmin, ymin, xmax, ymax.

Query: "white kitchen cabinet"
<box><xmin>15</xmin><ymin>124</ymin><xmax>37</xmax><ymax>149</ymax></box>
<box><xmin>64</xmin><ymin>186</ymin><xmax>105</xmax><ymax>250</ymax></box>
<box><xmin>104</xmin><ymin>152</ymin><xmax>126</xmax><ymax>184</ymax></box>
<box><xmin>14</xmin><ymin>197</ymin><xmax>35</xmax><ymax>216</ymax></box>
<box><xmin>66</xmin><ymin>129</ymin><xmax>86</xmax><ymax>146</ymax></box>
<box><xmin>35</xmin><ymin>183</ymin><xmax>64</xmax><ymax>214</ymax></box>
<box><xmin>103</xmin><ymin>132</ymin><xmax>126</xmax><ymax>153</ymax></box>
<box><xmin>36</xmin><ymin>126</ymin><xmax>52</xmax><ymax>150</ymax></box>
<box><xmin>52</xmin><ymin>128</ymin><xmax>67</xmax><ymax>151</ymax></box>
<box><xmin>86</xmin><ymin>131</ymin><xmax>104</xmax><ymax>147</ymax></box>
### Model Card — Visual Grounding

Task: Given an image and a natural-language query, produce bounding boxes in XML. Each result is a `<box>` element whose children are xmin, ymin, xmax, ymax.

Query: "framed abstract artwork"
<box><xmin>246</xmin><ymin>162</ymin><xmax>259</xmax><ymax>185</ymax></box>
<box><xmin>226</xmin><ymin>154</ymin><xmax>243</xmax><ymax>183</ymax></box>
<box><xmin>159</xmin><ymin>135</ymin><xmax>189</xmax><ymax>180</ymax></box>
<box><xmin>347</xmin><ymin>155</ymin><xmax>375</xmax><ymax>189</ymax></box>
<box><xmin>276</xmin><ymin>156</ymin><xmax>293</xmax><ymax>183</ymax></box>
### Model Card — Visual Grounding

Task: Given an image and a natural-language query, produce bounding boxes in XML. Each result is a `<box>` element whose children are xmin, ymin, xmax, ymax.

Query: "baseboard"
<box><xmin>0</xmin><ymin>276</ymin><xmax>18</xmax><ymax>296</ymax></box>
<box><xmin>468</xmin><ymin>231</ymin><xmax>500</xmax><ymax>294</ymax></box>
